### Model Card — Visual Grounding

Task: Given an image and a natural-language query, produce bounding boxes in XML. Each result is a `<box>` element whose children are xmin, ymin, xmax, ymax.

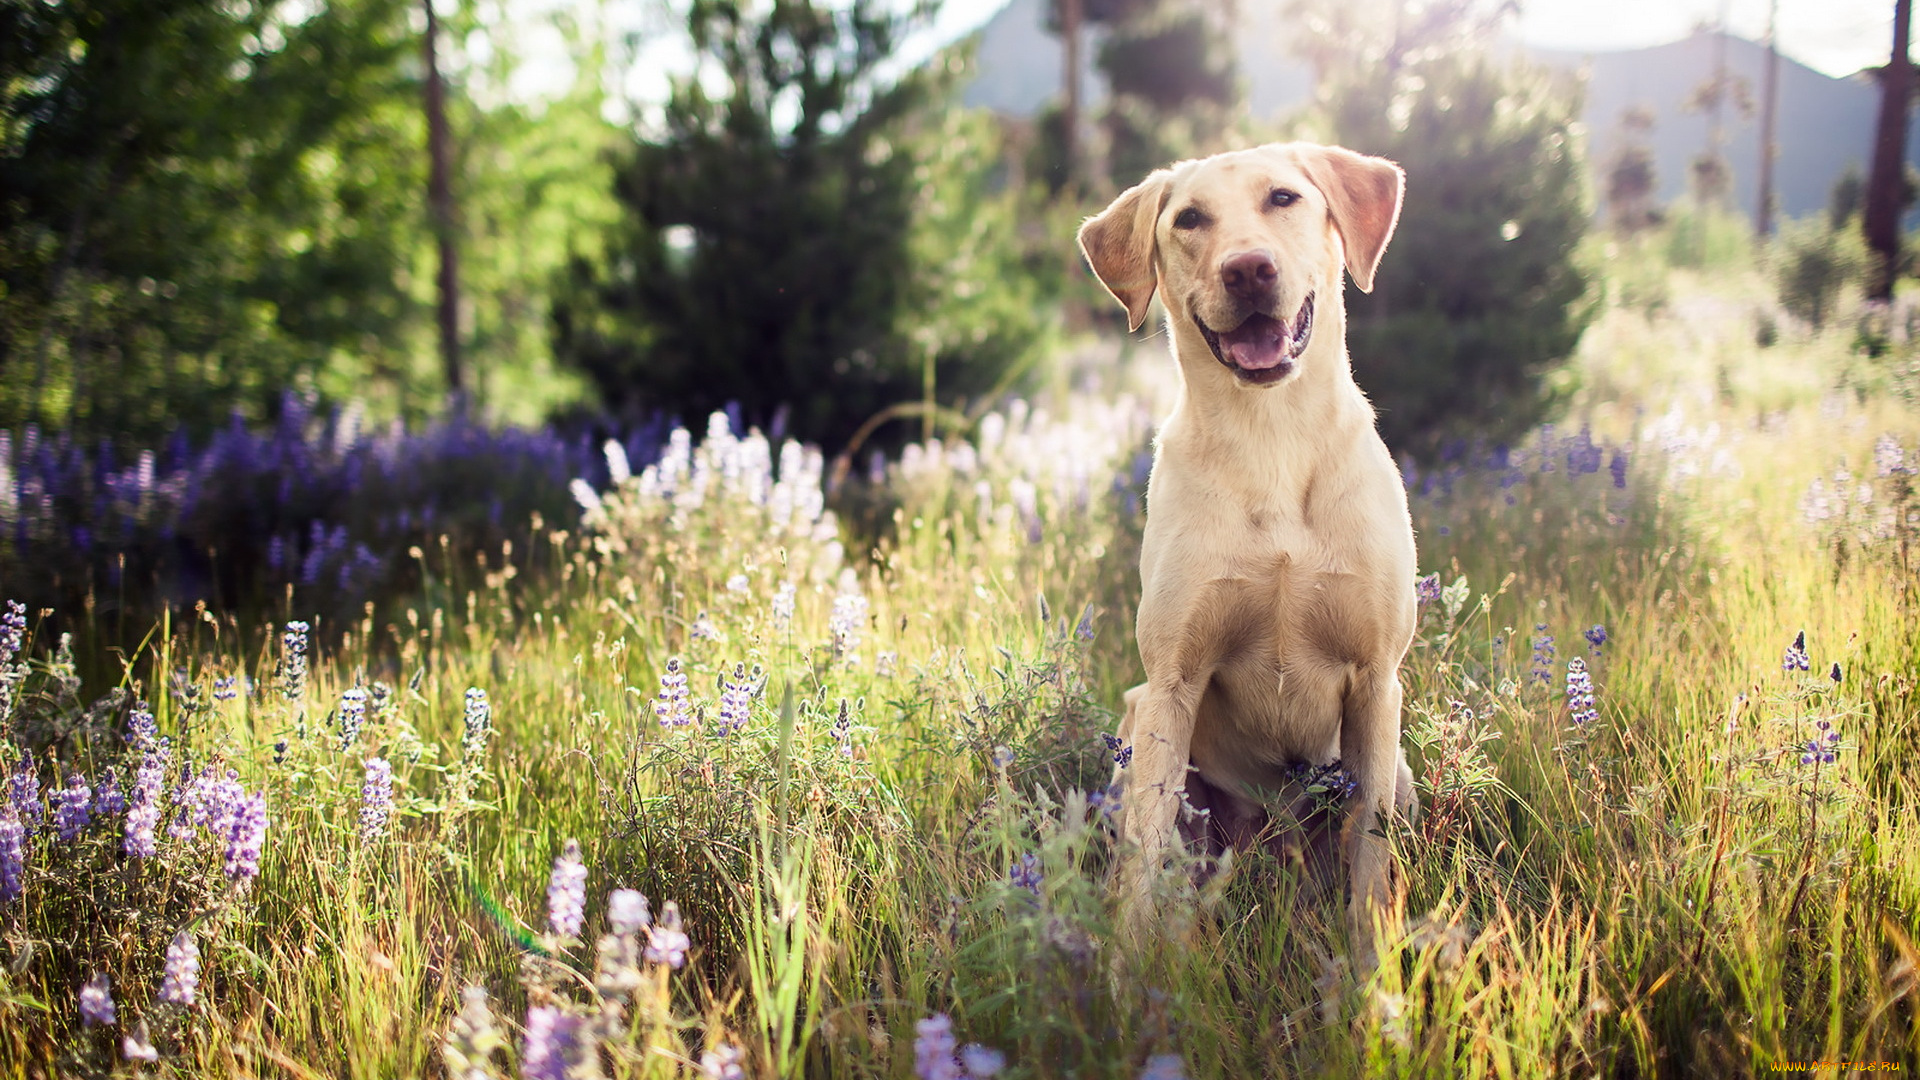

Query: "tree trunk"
<box><xmin>423</xmin><ymin>0</ymin><xmax>463</xmax><ymax>405</ymax></box>
<box><xmin>1865</xmin><ymin>0</ymin><xmax>1913</xmax><ymax>301</ymax></box>
<box><xmin>1061</xmin><ymin>0</ymin><xmax>1081</xmax><ymax>194</ymax></box>
<box><xmin>1756</xmin><ymin>0</ymin><xmax>1780</xmax><ymax>238</ymax></box>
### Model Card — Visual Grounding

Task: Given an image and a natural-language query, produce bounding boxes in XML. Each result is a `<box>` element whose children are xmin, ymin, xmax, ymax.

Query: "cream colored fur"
<box><xmin>1078</xmin><ymin>142</ymin><xmax>1418</xmax><ymax>964</ymax></box>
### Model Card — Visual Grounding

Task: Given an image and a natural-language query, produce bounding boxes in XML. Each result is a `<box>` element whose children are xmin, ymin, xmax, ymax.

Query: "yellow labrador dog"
<box><xmin>1079</xmin><ymin>142</ymin><xmax>1418</xmax><ymax>962</ymax></box>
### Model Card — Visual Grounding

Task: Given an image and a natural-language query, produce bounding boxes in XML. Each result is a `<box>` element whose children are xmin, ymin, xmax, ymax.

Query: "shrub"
<box><xmin>1316</xmin><ymin>50</ymin><xmax>1596</xmax><ymax>461</ymax></box>
<box><xmin>551</xmin><ymin>0</ymin><xmax>1046</xmax><ymax>453</ymax></box>
<box><xmin>1772</xmin><ymin>215</ymin><xmax>1867</xmax><ymax>331</ymax></box>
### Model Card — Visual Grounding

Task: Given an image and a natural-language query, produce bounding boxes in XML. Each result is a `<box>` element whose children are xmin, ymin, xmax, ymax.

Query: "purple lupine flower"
<box><xmin>0</xmin><ymin>600</ymin><xmax>25</xmax><ymax>721</ymax></box>
<box><xmin>10</xmin><ymin>763</ymin><xmax>44</xmax><ymax>833</ymax></box>
<box><xmin>1140</xmin><ymin>1054</ymin><xmax>1187</xmax><ymax>1080</ymax></box>
<box><xmin>829</xmin><ymin>591</ymin><xmax>868</xmax><ymax>655</ymax></box>
<box><xmin>771</xmin><ymin>582</ymin><xmax>797</xmax><ymax>632</ymax></box>
<box><xmin>1087</xmin><ymin>783</ymin><xmax>1122</xmax><ymax>818</ymax></box>
<box><xmin>960</xmin><ymin>1045</ymin><xmax>1006</xmax><ymax>1078</ymax></box>
<box><xmin>1414</xmin><ymin>573</ymin><xmax>1442</xmax><ymax>606</ymax></box>
<box><xmin>0</xmin><ymin>600</ymin><xmax>23</xmax><ymax>665</ymax></box>
<box><xmin>1009</xmin><ymin>853</ymin><xmax>1043</xmax><ymax>897</ymax></box>
<box><xmin>1103</xmin><ymin>732</ymin><xmax>1132</xmax><ymax>768</ymax></box>
<box><xmin>280</xmin><ymin>620</ymin><xmax>310</xmax><ymax>700</ymax></box>
<box><xmin>1566</xmin><ymin>658</ymin><xmax>1598</xmax><ymax>726</ymax></box>
<box><xmin>0</xmin><ymin>805</ymin><xmax>24</xmax><ymax>902</ymax></box>
<box><xmin>914</xmin><ymin>1013</ymin><xmax>961</xmax><ymax>1080</ymax></box>
<box><xmin>461</xmin><ymin>687</ymin><xmax>492</xmax><ymax>763</ymax></box>
<box><xmin>213</xmin><ymin>675</ymin><xmax>239</xmax><ymax>702</ymax></box>
<box><xmin>1076</xmin><ymin>603</ymin><xmax>1097</xmax><ymax>642</ymax></box>
<box><xmin>52</xmin><ymin>773</ymin><xmax>91</xmax><ymax>841</ymax></box>
<box><xmin>1830</xmin><ymin>662</ymin><xmax>1843</xmax><ymax>684</ymax></box>
<box><xmin>653</xmin><ymin>658</ymin><xmax>692</xmax><ymax>728</ymax></box>
<box><xmin>1800</xmin><ymin>720</ymin><xmax>1843</xmax><ymax>767</ymax></box>
<box><xmin>1584</xmin><ymin>624</ymin><xmax>1607</xmax><ymax>653</ymax></box>
<box><xmin>158</xmin><ymin>929</ymin><xmax>200</xmax><ymax>1005</ymax></box>
<box><xmin>876</xmin><ymin>651</ymin><xmax>899</xmax><ymax>678</ymax></box>
<box><xmin>1529</xmin><ymin>625</ymin><xmax>1556</xmax><ymax>685</ymax></box>
<box><xmin>547</xmin><ymin>838</ymin><xmax>587</xmax><ymax>937</ymax></box>
<box><xmin>644</xmin><ymin>901</ymin><xmax>690</xmax><ymax>968</ymax></box>
<box><xmin>122</xmin><ymin>1021</ymin><xmax>158</xmax><ymax>1062</ymax></box>
<box><xmin>80</xmin><ymin>972</ymin><xmax>116</xmax><ymax>1026</ymax></box>
<box><xmin>522</xmin><ymin>1005</ymin><xmax>584</xmax><ymax>1080</ymax></box>
<box><xmin>1874</xmin><ymin>433</ymin><xmax>1911</xmax><ymax>477</ymax></box>
<box><xmin>127</xmin><ymin>700</ymin><xmax>158</xmax><ymax>750</ymax></box>
<box><xmin>123</xmin><ymin>741</ymin><xmax>169</xmax><ymax>858</ymax></box>
<box><xmin>690</xmin><ymin>610</ymin><xmax>719</xmax><ymax>642</ymax></box>
<box><xmin>1783</xmin><ymin>631</ymin><xmax>1811</xmax><ymax>673</ymax></box>
<box><xmin>338</xmin><ymin>687</ymin><xmax>368</xmax><ymax>751</ymax></box>
<box><xmin>700</xmin><ymin>1042</ymin><xmax>748</xmax><ymax>1080</ymax></box>
<box><xmin>175</xmin><ymin>763</ymin><xmax>242</xmax><ymax>839</ymax></box>
<box><xmin>204</xmin><ymin>768</ymin><xmax>245</xmax><ymax>837</ymax></box>
<box><xmin>93</xmin><ymin>766</ymin><xmax>125</xmax><ymax>815</ymax></box>
<box><xmin>608</xmin><ymin>888</ymin><xmax>651</xmax><ymax>935</ymax></box>
<box><xmin>224</xmin><ymin>792</ymin><xmax>267</xmax><ymax>881</ymax></box>
<box><xmin>360</xmin><ymin>757</ymin><xmax>394</xmax><ymax>839</ymax></box>
<box><xmin>716</xmin><ymin>664</ymin><xmax>752</xmax><ymax>736</ymax></box>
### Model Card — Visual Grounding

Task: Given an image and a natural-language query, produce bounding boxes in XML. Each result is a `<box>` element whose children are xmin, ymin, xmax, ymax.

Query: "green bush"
<box><xmin>1664</xmin><ymin>201</ymin><xmax>1757</xmax><ymax>271</ymax></box>
<box><xmin>551</xmin><ymin>2</ymin><xmax>1045</xmax><ymax>453</ymax></box>
<box><xmin>1317</xmin><ymin>51</ymin><xmax>1595</xmax><ymax>459</ymax></box>
<box><xmin>1772</xmin><ymin>215</ymin><xmax>1867</xmax><ymax>331</ymax></box>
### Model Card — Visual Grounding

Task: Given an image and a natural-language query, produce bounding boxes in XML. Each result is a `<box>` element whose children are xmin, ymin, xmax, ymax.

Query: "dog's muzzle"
<box><xmin>1198</xmin><ymin>292</ymin><xmax>1314</xmax><ymax>386</ymax></box>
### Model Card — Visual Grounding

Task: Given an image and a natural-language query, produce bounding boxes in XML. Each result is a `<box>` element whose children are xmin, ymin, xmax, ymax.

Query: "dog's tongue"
<box><xmin>1221</xmin><ymin>314</ymin><xmax>1288</xmax><ymax>371</ymax></box>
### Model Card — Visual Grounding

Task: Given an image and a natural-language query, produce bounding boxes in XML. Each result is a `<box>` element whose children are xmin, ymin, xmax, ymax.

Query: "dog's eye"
<box><xmin>1173</xmin><ymin>207</ymin><xmax>1204</xmax><ymax>230</ymax></box>
<box><xmin>1269</xmin><ymin>189</ymin><xmax>1300</xmax><ymax>208</ymax></box>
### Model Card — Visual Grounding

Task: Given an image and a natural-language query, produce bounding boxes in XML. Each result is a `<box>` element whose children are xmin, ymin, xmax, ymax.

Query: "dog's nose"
<box><xmin>1220</xmin><ymin>250</ymin><xmax>1278</xmax><ymax>299</ymax></box>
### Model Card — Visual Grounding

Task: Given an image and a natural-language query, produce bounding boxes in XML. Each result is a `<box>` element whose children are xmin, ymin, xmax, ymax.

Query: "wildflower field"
<box><xmin>1</xmin><ymin>252</ymin><xmax>1918</xmax><ymax>1078</ymax></box>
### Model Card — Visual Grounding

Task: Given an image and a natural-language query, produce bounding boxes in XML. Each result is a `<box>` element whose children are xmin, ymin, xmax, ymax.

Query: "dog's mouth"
<box><xmin>1198</xmin><ymin>293</ymin><xmax>1314</xmax><ymax>385</ymax></box>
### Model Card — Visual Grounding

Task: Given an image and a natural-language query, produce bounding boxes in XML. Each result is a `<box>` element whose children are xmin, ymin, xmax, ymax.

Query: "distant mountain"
<box><xmin>962</xmin><ymin>0</ymin><xmax>1916</xmax><ymax>223</ymax></box>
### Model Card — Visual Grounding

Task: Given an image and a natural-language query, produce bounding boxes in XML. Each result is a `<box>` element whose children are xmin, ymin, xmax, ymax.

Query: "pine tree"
<box><xmin>0</xmin><ymin>0</ymin><xmax>427</xmax><ymax>439</ymax></box>
<box><xmin>1097</xmin><ymin>0</ymin><xmax>1238</xmax><ymax>187</ymax></box>
<box><xmin>1304</xmin><ymin>3</ymin><xmax>1594</xmax><ymax>459</ymax></box>
<box><xmin>552</xmin><ymin>0</ymin><xmax>1031</xmax><ymax>450</ymax></box>
<box><xmin>1605</xmin><ymin>107</ymin><xmax>1660</xmax><ymax>234</ymax></box>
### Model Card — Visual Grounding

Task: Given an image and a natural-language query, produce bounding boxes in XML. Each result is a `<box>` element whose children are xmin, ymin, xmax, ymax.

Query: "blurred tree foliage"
<box><xmin>0</xmin><ymin>0</ymin><xmax>425</xmax><ymax>441</ymax></box>
<box><xmin>1774</xmin><ymin>215</ymin><xmax>1866</xmax><ymax>331</ymax></box>
<box><xmin>1290</xmin><ymin>0</ymin><xmax>1593</xmax><ymax>461</ymax></box>
<box><xmin>552</xmin><ymin>0</ymin><xmax>1051</xmax><ymax>452</ymax></box>
<box><xmin>1604</xmin><ymin>106</ymin><xmax>1660</xmax><ymax>234</ymax></box>
<box><xmin>1030</xmin><ymin>0</ymin><xmax>1239</xmax><ymax>194</ymax></box>
<box><xmin>0</xmin><ymin>0</ymin><xmax>618</xmax><ymax>443</ymax></box>
<box><xmin>1095</xmin><ymin>0</ymin><xmax>1237</xmax><ymax>188</ymax></box>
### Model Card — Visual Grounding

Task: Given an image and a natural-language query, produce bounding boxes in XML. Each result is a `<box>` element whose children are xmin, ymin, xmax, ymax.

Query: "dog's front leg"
<box><xmin>1116</xmin><ymin>674</ymin><xmax>1205</xmax><ymax>942</ymax></box>
<box><xmin>1341</xmin><ymin>668</ymin><xmax>1405</xmax><ymax>970</ymax></box>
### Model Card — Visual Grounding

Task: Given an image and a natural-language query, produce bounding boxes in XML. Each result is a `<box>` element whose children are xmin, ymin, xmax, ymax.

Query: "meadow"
<box><xmin>1</xmin><ymin>240</ymin><xmax>1918</xmax><ymax>1078</ymax></box>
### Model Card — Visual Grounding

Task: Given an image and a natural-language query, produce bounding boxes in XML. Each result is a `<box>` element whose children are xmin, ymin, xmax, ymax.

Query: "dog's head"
<box><xmin>1078</xmin><ymin>143</ymin><xmax>1403</xmax><ymax>386</ymax></box>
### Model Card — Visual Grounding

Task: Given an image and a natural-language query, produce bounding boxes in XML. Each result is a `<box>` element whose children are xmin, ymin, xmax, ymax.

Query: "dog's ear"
<box><xmin>1078</xmin><ymin>171</ymin><xmax>1172</xmax><ymax>332</ymax></box>
<box><xmin>1299</xmin><ymin>146</ymin><xmax>1404</xmax><ymax>294</ymax></box>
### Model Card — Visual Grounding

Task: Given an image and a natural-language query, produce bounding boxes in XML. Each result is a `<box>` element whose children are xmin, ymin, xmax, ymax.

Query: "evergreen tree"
<box><xmin>1300</xmin><ymin>0</ymin><xmax>1594</xmax><ymax>459</ymax></box>
<box><xmin>1097</xmin><ymin>0</ymin><xmax>1238</xmax><ymax>187</ymax></box>
<box><xmin>0</xmin><ymin>0</ymin><xmax>427</xmax><ymax>440</ymax></box>
<box><xmin>553</xmin><ymin>0</ymin><xmax>1039</xmax><ymax>451</ymax></box>
<box><xmin>1030</xmin><ymin>0</ymin><xmax>1239</xmax><ymax>195</ymax></box>
<box><xmin>1605</xmin><ymin>106</ymin><xmax>1660</xmax><ymax>233</ymax></box>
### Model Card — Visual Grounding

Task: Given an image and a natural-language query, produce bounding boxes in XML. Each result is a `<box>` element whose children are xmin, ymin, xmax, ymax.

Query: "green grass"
<box><xmin>1</xmin><ymin>253</ymin><xmax>1917</xmax><ymax>1078</ymax></box>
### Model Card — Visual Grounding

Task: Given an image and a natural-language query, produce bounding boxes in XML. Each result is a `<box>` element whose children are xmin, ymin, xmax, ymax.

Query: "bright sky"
<box><xmin>493</xmin><ymin>0</ymin><xmax>1907</xmax><ymax>108</ymax></box>
<box><xmin>929</xmin><ymin>0</ymin><xmax>1904</xmax><ymax>79</ymax></box>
